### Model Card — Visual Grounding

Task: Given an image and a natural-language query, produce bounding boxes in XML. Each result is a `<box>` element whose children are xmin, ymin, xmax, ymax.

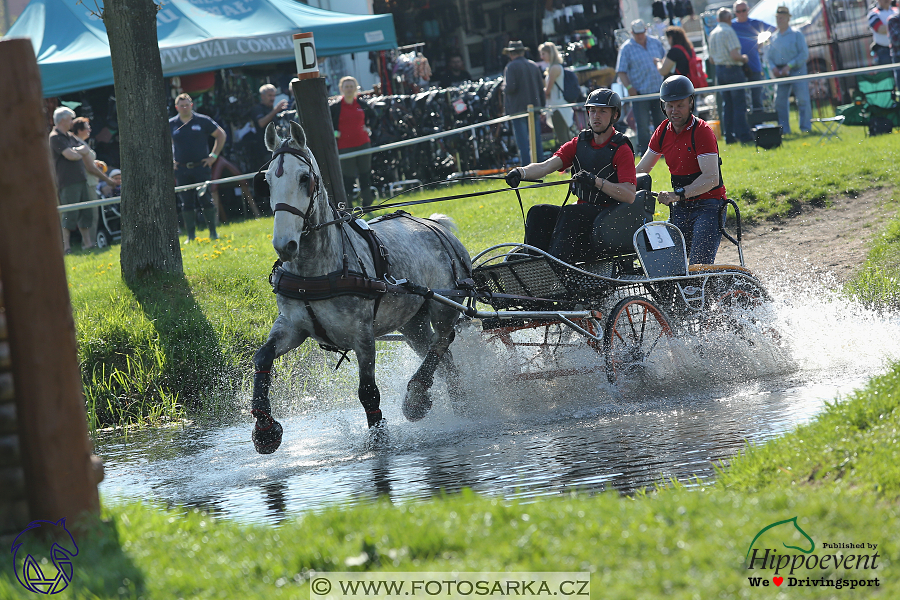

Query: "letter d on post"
<box><xmin>293</xmin><ymin>32</ymin><xmax>318</xmax><ymax>79</ymax></box>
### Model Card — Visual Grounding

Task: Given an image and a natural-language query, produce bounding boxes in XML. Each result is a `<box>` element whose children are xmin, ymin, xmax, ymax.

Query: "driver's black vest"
<box><xmin>571</xmin><ymin>130</ymin><xmax>633</xmax><ymax>206</ymax></box>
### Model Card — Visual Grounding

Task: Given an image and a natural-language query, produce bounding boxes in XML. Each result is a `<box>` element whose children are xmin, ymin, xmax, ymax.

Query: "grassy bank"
<box><xmin>3</xmin><ymin>363</ymin><xmax>899</xmax><ymax>598</ymax></box>
<box><xmin>70</xmin><ymin>124</ymin><xmax>900</xmax><ymax>426</ymax></box>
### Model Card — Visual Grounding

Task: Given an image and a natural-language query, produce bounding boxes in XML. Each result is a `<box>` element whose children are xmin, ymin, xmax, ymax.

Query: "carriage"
<box><xmin>420</xmin><ymin>173</ymin><xmax>770</xmax><ymax>385</ymax></box>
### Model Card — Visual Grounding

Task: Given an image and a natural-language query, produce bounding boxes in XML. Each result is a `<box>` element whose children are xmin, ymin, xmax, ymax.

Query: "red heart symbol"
<box><xmin>773</xmin><ymin>577</ymin><xmax>783</xmax><ymax>586</ymax></box>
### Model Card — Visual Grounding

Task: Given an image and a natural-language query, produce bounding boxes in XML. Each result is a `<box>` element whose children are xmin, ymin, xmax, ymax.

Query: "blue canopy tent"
<box><xmin>3</xmin><ymin>0</ymin><xmax>397</xmax><ymax>97</ymax></box>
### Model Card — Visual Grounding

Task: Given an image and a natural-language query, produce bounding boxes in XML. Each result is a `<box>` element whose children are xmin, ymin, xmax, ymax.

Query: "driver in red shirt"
<box><xmin>636</xmin><ymin>75</ymin><xmax>726</xmax><ymax>264</ymax></box>
<box><xmin>506</xmin><ymin>88</ymin><xmax>636</xmax><ymax>263</ymax></box>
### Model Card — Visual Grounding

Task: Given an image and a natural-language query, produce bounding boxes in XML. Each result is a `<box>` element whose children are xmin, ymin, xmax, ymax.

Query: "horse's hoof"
<box><xmin>251</xmin><ymin>409</ymin><xmax>283</xmax><ymax>454</ymax></box>
<box><xmin>365</xmin><ymin>418</ymin><xmax>390</xmax><ymax>450</ymax></box>
<box><xmin>402</xmin><ymin>380</ymin><xmax>432</xmax><ymax>422</ymax></box>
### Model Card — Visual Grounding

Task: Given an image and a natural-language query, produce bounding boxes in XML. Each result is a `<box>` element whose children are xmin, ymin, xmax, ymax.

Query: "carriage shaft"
<box><xmin>428</xmin><ymin>292</ymin><xmax>602</xmax><ymax>341</ymax></box>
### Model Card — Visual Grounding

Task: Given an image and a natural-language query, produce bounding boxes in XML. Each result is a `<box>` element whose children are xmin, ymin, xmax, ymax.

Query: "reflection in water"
<box><xmin>95</xmin><ymin>281</ymin><xmax>900</xmax><ymax>525</ymax></box>
<box><xmin>261</xmin><ymin>481</ymin><xmax>288</xmax><ymax>523</ymax></box>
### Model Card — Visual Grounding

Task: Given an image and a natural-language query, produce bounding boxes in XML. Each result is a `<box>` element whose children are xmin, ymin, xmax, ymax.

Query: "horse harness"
<box><xmin>264</xmin><ymin>142</ymin><xmax>469</xmax><ymax>358</ymax></box>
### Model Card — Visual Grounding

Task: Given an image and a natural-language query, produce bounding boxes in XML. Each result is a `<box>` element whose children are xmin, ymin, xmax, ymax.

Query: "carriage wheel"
<box><xmin>711</xmin><ymin>284</ymin><xmax>779</xmax><ymax>343</ymax></box>
<box><xmin>603</xmin><ymin>296</ymin><xmax>673</xmax><ymax>384</ymax></box>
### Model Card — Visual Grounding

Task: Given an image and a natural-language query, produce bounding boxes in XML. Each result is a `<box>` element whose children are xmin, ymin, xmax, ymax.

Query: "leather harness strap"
<box><xmin>270</xmin><ymin>263</ymin><xmax>388</xmax><ymax>301</ymax></box>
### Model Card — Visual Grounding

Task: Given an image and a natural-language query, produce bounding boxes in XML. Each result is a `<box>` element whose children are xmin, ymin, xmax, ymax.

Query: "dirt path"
<box><xmin>716</xmin><ymin>187</ymin><xmax>895</xmax><ymax>285</ymax></box>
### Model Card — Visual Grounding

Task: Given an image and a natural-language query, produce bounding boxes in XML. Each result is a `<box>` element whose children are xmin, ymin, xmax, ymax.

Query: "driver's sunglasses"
<box><xmin>735</xmin><ymin>8</ymin><xmax>748</xmax><ymax>12</ymax></box>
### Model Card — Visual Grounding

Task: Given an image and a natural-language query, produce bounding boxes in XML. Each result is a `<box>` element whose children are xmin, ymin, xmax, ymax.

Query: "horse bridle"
<box><xmin>272</xmin><ymin>143</ymin><xmax>319</xmax><ymax>215</ymax></box>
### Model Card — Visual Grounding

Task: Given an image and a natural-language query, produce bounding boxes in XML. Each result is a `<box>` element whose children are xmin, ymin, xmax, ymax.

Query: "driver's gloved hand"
<box><xmin>505</xmin><ymin>168</ymin><xmax>522</xmax><ymax>188</ymax></box>
<box><xmin>573</xmin><ymin>171</ymin><xmax>597</xmax><ymax>188</ymax></box>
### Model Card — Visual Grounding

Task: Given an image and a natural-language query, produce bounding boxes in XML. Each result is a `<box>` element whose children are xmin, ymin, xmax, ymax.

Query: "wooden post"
<box><xmin>0</xmin><ymin>39</ymin><xmax>100</xmax><ymax>524</ymax></box>
<box><xmin>291</xmin><ymin>77</ymin><xmax>348</xmax><ymax>208</ymax></box>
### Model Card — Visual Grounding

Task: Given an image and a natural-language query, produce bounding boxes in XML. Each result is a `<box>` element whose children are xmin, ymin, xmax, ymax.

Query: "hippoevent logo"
<box><xmin>10</xmin><ymin>519</ymin><xmax>79</xmax><ymax>594</ymax></box>
<box><xmin>745</xmin><ymin>516</ymin><xmax>880</xmax><ymax>590</ymax></box>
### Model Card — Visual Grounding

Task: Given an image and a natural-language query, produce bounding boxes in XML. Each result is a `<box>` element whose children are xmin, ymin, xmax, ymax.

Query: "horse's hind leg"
<box><xmin>402</xmin><ymin>304</ymin><xmax>459</xmax><ymax>422</ymax></box>
<box><xmin>251</xmin><ymin>318</ymin><xmax>305</xmax><ymax>454</ymax></box>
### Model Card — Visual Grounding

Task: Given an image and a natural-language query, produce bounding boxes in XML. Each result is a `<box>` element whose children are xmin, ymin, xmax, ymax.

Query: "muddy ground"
<box><xmin>716</xmin><ymin>187</ymin><xmax>896</xmax><ymax>285</ymax></box>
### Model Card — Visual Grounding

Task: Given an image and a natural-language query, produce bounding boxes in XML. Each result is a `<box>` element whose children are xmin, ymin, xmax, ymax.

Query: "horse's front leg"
<box><xmin>356</xmin><ymin>338</ymin><xmax>388</xmax><ymax>447</ymax></box>
<box><xmin>252</xmin><ymin>316</ymin><xmax>305</xmax><ymax>454</ymax></box>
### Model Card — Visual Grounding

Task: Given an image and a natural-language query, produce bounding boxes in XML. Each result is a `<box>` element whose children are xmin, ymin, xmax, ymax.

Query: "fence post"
<box><xmin>0</xmin><ymin>39</ymin><xmax>100</xmax><ymax>527</ymax></box>
<box><xmin>527</xmin><ymin>104</ymin><xmax>537</xmax><ymax>164</ymax></box>
<box><xmin>292</xmin><ymin>77</ymin><xmax>348</xmax><ymax>208</ymax></box>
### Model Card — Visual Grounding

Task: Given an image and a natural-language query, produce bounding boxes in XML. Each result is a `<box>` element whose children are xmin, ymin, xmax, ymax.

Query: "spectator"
<box><xmin>72</xmin><ymin>116</ymin><xmax>113</xmax><ymax>247</ymax></box>
<box><xmin>248</xmin><ymin>84</ymin><xmax>288</xmax><ymax>171</ymax></box>
<box><xmin>330</xmin><ymin>76</ymin><xmax>376</xmax><ymax>208</ymax></box>
<box><xmin>539</xmin><ymin>41</ymin><xmax>574</xmax><ymax>144</ymax></box>
<box><xmin>71</xmin><ymin>117</ymin><xmax>111</xmax><ymax>200</ymax></box>
<box><xmin>49</xmin><ymin>107</ymin><xmax>113</xmax><ymax>253</ymax></box>
<box><xmin>659</xmin><ymin>26</ymin><xmax>697</xmax><ymax>80</ymax></box>
<box><xmin>732</xmin><ymin>0</ymin><xmax>775</xmax><ymax>113</ymax></box>
<box><xmin>99</xmin><ymin>169</ymin><xmax>122</xmax><ymax>199</ymax></box>
<box><xmin>868</xmin><ymin>0</ymin><xmax>899</xmax><ymax>66</ymax></box>
<box><xmin>433</xmin><ymin>53</ymin><xmax>473</xmax><ymax>88</ymax></box>
<box><xmin>708</xmin><ymin>8</ymin><xmax>753</xmax><ymax>144</ymax></box>
<box><xmin>169</xmin><ymin>93</ymin><xmax>226</xmax><ymax>242</ymax></box>
<box><xmin>502</xmin><ymin>40</ymin><xmax>546</xmax><ymax>165</ymax></box>
<box><xmin>765</xmin><ymin>5</ymin><xmax>812</xmax><ymax>135</ymax></box>
<box><xmin>616</xmin><ymin>19</ymin><xmax>666</xmax><ymax>156</ymax></box>
<box><xmin>636</xmin><ymin>76</ymin><xmax>728</xmax><ymax>265</ymax></box>
<box><xmin>889</xmin><ymin>11</ymin><xmax>900</xmax><ymax>89</ymax></box>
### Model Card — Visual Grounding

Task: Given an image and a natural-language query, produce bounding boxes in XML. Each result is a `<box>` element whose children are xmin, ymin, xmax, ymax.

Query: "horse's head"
<box><xmin>264</xmin><ymin>120</ymin><xmax>325</xmax><ymax>262</ymax></box>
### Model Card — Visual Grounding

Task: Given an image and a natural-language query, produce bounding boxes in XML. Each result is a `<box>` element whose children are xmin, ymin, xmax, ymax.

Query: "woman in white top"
<box><xmin>539</xmin><ymin>42</ymin><xmax>574</xmax><ymax>142</ymax></box>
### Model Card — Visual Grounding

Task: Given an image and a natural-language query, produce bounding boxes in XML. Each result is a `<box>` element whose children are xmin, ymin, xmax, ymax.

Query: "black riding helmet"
<box><xmin>659</xmin><ymin>75</ymin><xmax>695</xmax><ymax>110</ymax></box>
<box><xmin>584</xmin><ymin>88</ymin><xmax>622</xmax><ymax>122</ymax></box>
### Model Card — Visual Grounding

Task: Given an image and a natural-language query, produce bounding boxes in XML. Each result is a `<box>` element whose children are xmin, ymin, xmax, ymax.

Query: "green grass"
<box><xmin>846</xmin><ymin>189</ymin><xmax>900</xmax><ymax>309</ymax></box>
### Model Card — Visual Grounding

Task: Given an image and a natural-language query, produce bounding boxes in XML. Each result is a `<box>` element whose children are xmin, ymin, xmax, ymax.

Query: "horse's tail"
<box><xmin>427</xmin><ymin>213</ymin><xmax>459</xmax><ymax>235</ymax></box>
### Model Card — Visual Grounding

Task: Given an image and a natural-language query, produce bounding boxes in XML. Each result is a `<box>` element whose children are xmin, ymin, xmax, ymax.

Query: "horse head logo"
<box><xmin>746</xmin><ymin>516</ymin><xmax>815</xmax><ymax>559</ymax></box>
<box><xmin>11</xmin><ymin>518</ymin><xmax>79</xmax><ymax>594</ymax></box>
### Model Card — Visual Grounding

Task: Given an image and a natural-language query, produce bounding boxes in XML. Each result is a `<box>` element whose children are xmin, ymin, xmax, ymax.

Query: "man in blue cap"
<box><xmin>732</xmin><ymin>0</ymin><xmax>775</xmax><ymax>113</ymax></box>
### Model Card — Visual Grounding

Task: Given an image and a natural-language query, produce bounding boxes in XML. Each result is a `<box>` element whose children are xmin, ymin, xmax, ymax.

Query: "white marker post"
<box><xmin>293</xmin><ymin>32</ymin><xmax>318</xmax><ymax>79</ymax></box>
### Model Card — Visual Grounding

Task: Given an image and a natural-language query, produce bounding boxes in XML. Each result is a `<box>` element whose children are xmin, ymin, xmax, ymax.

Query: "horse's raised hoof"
<box><xmin>365</xmin><ymin>418</ymin><xmax>390</xmax><ymax>450</ymax></box>
<box><xmin>251</xmin><ymin>409</ymin><xmax>283</xmax><ymax>454</ymax></box>
<box><xmin>402</xmin><ymin>380</ymin><xmax>433</xmax><ymax>422</ymax></box>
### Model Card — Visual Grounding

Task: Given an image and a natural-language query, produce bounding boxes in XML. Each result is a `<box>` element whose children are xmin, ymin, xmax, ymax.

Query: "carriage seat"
<box><xmin>589</xmin><ymin>173</ymin><xmax>656</xmax><ymax>259</ymax></box>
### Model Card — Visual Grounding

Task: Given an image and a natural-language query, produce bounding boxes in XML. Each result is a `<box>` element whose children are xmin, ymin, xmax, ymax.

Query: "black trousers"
<box><xmin>174</xmin><ymin>164</ymin><xmax>215</xmax><ymax>211</ymax></box>
<box><xmin>524</xmin><ymin>203</ymin><xmax>608</xmax><ymax>264</ymax></box>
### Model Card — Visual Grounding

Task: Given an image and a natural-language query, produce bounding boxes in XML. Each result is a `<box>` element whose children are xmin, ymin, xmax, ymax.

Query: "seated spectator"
<box><xmin>99</xmin><ymin>169</ymin><xmax>122</xmax><ymax>198</ymax></box>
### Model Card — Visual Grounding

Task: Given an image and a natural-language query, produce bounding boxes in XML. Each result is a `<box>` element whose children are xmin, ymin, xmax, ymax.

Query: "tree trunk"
<box><xmin>103</xmin><ymin>0</ymin><xmax>183</xmax><ymax>281</ymax></box>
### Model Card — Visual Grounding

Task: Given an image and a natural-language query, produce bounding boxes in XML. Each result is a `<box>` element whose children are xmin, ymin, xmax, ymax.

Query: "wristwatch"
<box><xmin>674</xmin><ymin>186</ymin><xmax>686</xmax><ymax>201</ymax></box>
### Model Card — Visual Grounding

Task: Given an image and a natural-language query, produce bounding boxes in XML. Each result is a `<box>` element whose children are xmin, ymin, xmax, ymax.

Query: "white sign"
<box><xmin>365</xmin><ymin>30</ymin><xmax>385</xmax><ymax>43</ymax></box>
<box><xmin>293</xmin><ymin>32</ymin><xmax>318</xmax><ymax>79</ymax></box>
<box><xmin>645</xmin><ymin>224</ymin><xmax>675</xmax><ymax>250</ymax></box>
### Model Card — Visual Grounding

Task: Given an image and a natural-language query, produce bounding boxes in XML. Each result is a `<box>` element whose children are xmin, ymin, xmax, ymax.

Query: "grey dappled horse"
<box><xmin>250</xmin><ymin>121</ymin><xmax>472</xmax><ymax>454</ymax></box>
